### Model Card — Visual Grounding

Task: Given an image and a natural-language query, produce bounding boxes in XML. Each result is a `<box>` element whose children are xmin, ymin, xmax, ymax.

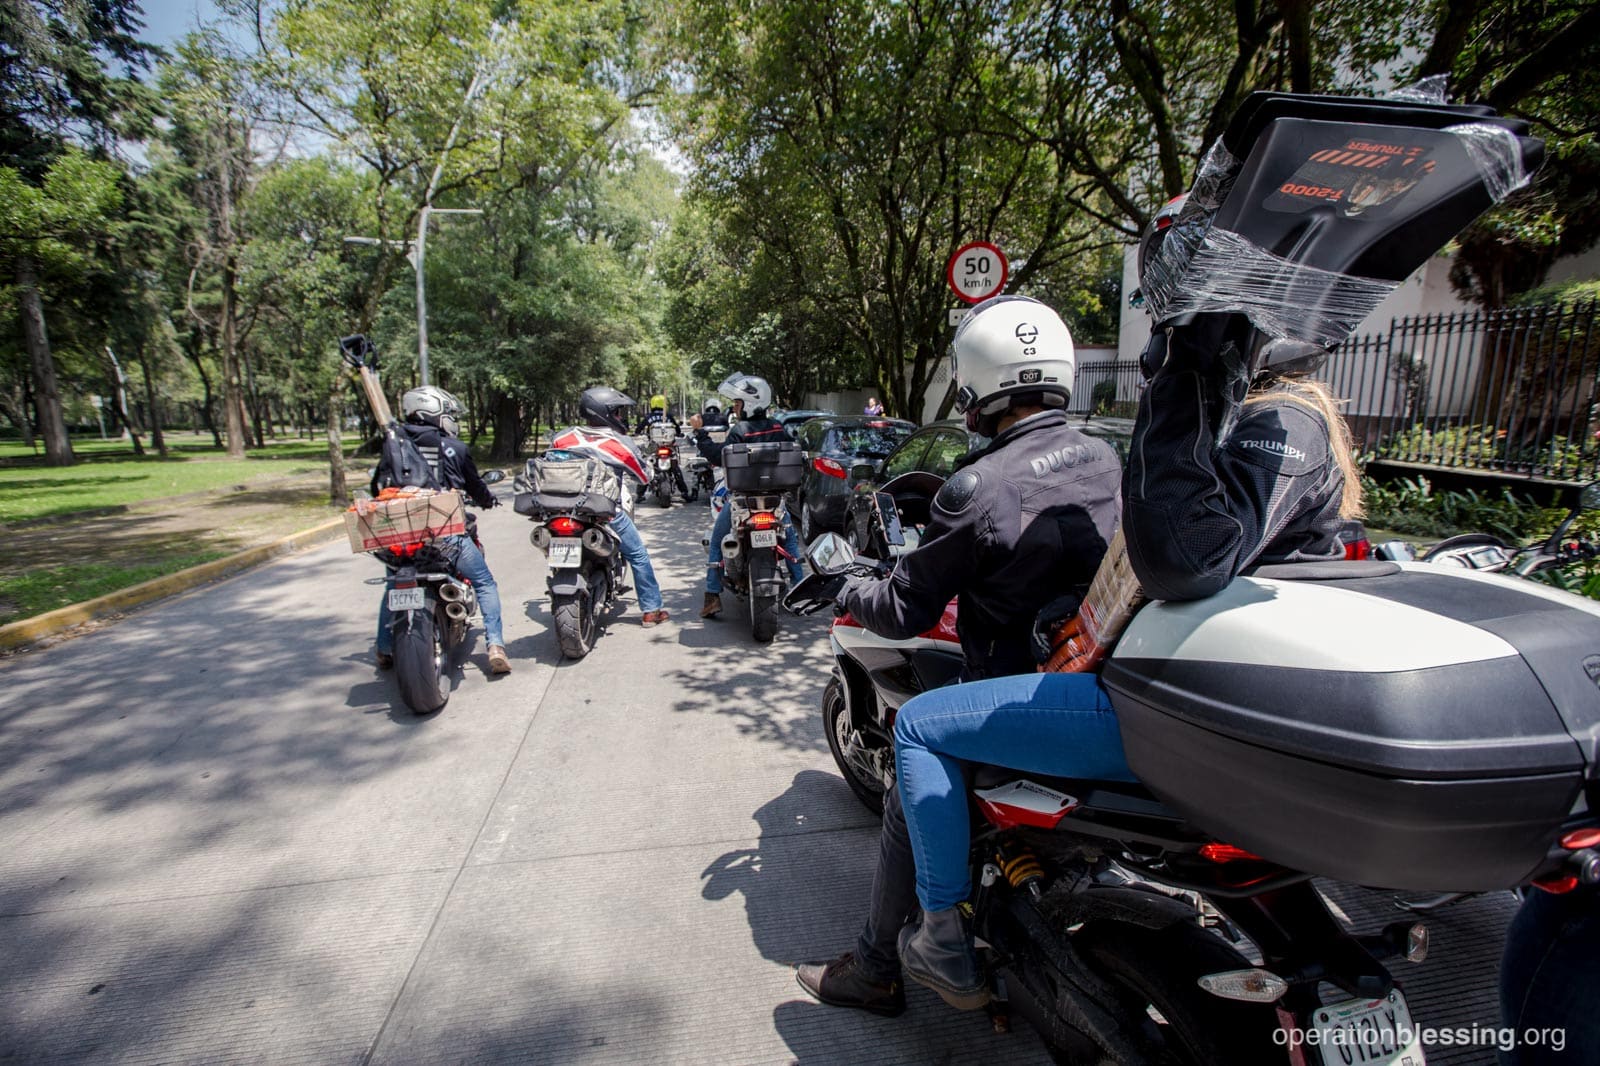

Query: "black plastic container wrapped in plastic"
<box><xmin>1103</xmin><ymin>562</ymin><xmax>1600</xmax><ymax>892</ymax></box>
<box><xmin>722</xmin><ymin>441</ymin><xmax>804</xmax><ymax>493</ymax></box>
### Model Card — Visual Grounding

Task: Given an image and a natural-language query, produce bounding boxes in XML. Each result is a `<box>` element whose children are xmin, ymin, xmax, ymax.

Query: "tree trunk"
<box><xmin>186</xmin><ymin>332</ymin><xmax>223</xmax><ymax>448</ymax></box>
<box><xmin>326</xmin><ymin>379</ymin><xmax>349</xmax><ymax>506</ymax></box>
<box><xmin>15</xmin><ymin>256</ymin><xmax>74</xmax><ymax>466</ymax></box>
<box><xmin>136</xmin><ymin>344</ymin><xmax>168</xmax><ymax>457</ymax></box>
<box><xmin>490</xmin><ymin>392</ymin><xmax>521</xmax><ymax>462</ymax></box>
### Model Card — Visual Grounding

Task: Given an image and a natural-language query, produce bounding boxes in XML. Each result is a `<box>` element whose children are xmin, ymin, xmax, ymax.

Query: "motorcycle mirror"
<box><xmin>1580</xmin><ymin>482</ymin><xmax>1600</xmax><ymax>512</ymax></box>
<box><xmin>482</xmin><ymin>469</ymin><xmax>507</xmax><ymax>484</ymax></box>
<box><xmin>1372</xmin><ymin>540</ymin><xmax>1417</xmax><ymax>562</ymax></box>
<box><xmin>850</xmin><ymin>462</ymin><xmax>876</xmax><ymax>481</ymax></box>
<box><xmin>806</xmin><ymin>532</ymin><xmax>855</xmax><ymax>575</ymax></box>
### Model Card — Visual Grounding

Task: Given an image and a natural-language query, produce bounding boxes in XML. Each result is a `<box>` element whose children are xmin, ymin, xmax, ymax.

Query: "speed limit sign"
<box><xmin>946</xmin><ymin>241</ymin><xmax>1008</xmax><ymax>304</ymax></box>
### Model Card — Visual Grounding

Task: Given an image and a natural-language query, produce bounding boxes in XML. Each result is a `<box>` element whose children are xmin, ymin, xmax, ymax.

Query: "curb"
<box><xmin>0</xmin><ymin>516</ymin><xmax>348</xmax><ymax>653</ymax></box>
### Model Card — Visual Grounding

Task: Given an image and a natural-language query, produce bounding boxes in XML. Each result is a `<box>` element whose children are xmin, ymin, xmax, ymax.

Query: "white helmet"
<box><xmin>717</xmin><ymin>372</ymin><xmax>772</xmax><ymax>414</ymax></box>
<box><xmin>402</xmin><ymin>385</ymin><xmax>464</xmax><ymax>437</ymax></box>
<box><xmin>950</xmin><ymin>295</ymin><xmax>1073</xmax><ymax>431</ymax></box>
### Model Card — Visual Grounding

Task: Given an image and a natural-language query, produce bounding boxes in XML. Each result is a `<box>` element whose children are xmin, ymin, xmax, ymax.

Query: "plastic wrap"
<box><xmin>1447</xmin><ymin>121</ymin><xmax>1532</xmax><ymax>202</ymax></box>
<box><xmin>1385</xmin><ymin>75</ymin><xmax>1449</xmax><ymax>105</ymax></box>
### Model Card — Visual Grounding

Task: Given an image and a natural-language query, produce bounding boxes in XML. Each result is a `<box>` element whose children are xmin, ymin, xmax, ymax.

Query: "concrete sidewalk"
<box><xmin>0</xmin><ymin>497</ymin><xmax>1519</xmax><ymax>1064</ymax></box>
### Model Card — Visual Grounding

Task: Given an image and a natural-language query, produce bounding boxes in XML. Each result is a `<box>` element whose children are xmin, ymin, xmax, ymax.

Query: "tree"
<box><xmin>0</xmin><ymin>0</ymin><xmax>154</xmax><ymax>464</ymax></box>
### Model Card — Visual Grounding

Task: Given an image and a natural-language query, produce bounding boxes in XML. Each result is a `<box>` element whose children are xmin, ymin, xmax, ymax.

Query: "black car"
<box><xmin>776</xmin><ymin>408</ymin><xmax>835</xmax><ymax>433</ymax></box>
<box><xmin>791</xmin><ymin>415</ymin><xmax>917</xmax><ymax>541</ymax></box>
<box><xmin>843</xmin><ymin>415</ymin><xmax>1134</xmax><ymax>554</ymax></box>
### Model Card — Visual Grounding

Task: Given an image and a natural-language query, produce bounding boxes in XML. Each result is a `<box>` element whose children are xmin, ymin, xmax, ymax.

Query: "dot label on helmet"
<box><xmin>1020</xmin><ymin>369</ymin><xmax>1042</xmax><ymax>384</ymax></box>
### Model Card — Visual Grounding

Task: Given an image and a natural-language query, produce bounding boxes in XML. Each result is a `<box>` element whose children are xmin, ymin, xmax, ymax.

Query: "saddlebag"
<box><xmin>516</xmin><ymin>455</ymin><xmax>622</xmax><ymax>516</ymax></box>
<box><xmin>1104</xmin><ymin>563</ymin><xmax>1600</xmax><ymax>892</ymax></box>
<box><xmin>723</xmin><ymin>441</ymin><xmax>804</xmax><ymax>493</ymax></box>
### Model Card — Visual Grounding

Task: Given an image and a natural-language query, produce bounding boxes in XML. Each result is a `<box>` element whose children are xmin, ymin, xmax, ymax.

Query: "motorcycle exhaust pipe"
<box><xmin>438</xmin><ymin>582</ymin><xmax>463</xmax><ymax>602</ymax></box>
<box><xmin>444</xmin><ymin>600</ymin><xmax>468</xmax><ymax>622</ymax></box>
<box><xmin>530</xmin><ymin>526</ymin><xmax>552</xmax><ymax>550</ymax></box>
<box><xmin>722</xmin><ymin>537</ymin><xmax>741</xmax><ymax>557</ymax></box>
<box><xmin>582</xmin><ymin>527</ymin><xmax>613</xmax><ymax>557</ymax></box>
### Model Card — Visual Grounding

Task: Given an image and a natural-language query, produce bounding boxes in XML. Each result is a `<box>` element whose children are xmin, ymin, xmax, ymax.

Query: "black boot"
<box><xmin>794</xmin><ymin>952</ymin><xmax>906</xmax><ymax>1017</ymax></box>
<box><xmin>897</xmin><ymin>907</ymin><xmax>989</xmax><ymax>1010</ymax></box>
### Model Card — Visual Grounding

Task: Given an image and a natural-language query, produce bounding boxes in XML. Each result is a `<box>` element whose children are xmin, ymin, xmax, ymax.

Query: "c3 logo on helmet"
<box><xmin>1015</xmin><ymin>323</ymin><xmax>1039</xmax><ymax>345</ymax></box>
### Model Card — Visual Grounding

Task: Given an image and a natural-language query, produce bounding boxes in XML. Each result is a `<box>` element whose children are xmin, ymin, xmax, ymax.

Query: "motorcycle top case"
<box><xmin>721</xmin><ymin>441</ymin><xmax>804</xmax><ymax>493</ymax></box>
<box><xmin>514</xmin><ymin>455</ymin><xmax>622</xmax><ymax>516</ymax></box>
<box><xmin>1102</xmin><ymin>561</ymin><xmax>1600</xmax><ymax>892</ymax></box>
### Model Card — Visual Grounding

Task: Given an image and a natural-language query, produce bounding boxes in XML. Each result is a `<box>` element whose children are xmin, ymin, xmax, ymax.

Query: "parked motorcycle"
<box><xmin>787</xmin><ymin>530</ymin><xmax>1600</xmax><ymax>1063</ymax></box>
<box><xmin>710</xmin><ymin>440</ymin><xmax>806</xmax><ymax>642</ymax></box>
<box><xmin>513</xmin><ymin>455</ymin><xmax>629</xmax><ymax>659</ymax></box>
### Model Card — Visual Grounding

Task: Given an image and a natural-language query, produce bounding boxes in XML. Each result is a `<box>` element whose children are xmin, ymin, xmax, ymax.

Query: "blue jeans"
<box><xmin>609</xmin><ymin>508</ymin><xmax>663</xmax><ymax>612</ymax></box>
<box><xmin>705</xmin><ymin>499</ymin><xmax>803</xmax><ymax>593</ymax></box>
<box><xmin>893</xmin><ymin>672</ymin><xmax>1136</xmax><ymax>911</ymax></box>
<box><xmin>376</xmin><ymin>533</ymin><xmax>503</xmax><ymax>654</ymax></box>
<box><xmin>1499</xmin><ymin>884</ymin><xmax>1598</xmax><ymax>1064</ymax></box>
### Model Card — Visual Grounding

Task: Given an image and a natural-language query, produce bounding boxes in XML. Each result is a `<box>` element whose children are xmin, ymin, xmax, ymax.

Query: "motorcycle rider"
<box><xmin>886</xmin><ymin>197</ymin><xmax>1366</xmax><ymax>1011</ymax></box>
<box><xmin>372</xmin><ymin>385</ymin><xmax>510</xmax><ymax>675</ymax></box>
<box><xmin>693</xmin><ymin>373</ymin><xmax>805</xmax><ymax>618</ymax></box>
<box><xmin>794</xmin><ymin>295</ymin><xmax>1122</xmax><ymax>1016</ymax></box>
<box><xmin>635</xmin><ymin>394</ymin><xmax>691</xmax><ymax>499</ymax></box>
<box><xmin>548</xmin><ymin>386</ymin><xmax>671</xmax><ymax>627</ymax></box>
<box><xmin>700</xmin><ymin>400</ymin><xmax>729</xmax><ymax>429</ymax></box>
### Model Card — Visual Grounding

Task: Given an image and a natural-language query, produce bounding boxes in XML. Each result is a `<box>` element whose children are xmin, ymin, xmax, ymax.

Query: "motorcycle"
<box><xmin>710</xmin><ymin>440</ymin><xmax>805</xmax><ymax>643</ymax></box>
<box><xmin>786</xmin><ymin>529</ymin><xmax>1600</xmax><ymax>1064</ymax></box>
<box><xmin>513</xmin><ymin>456</ymin><xmax>629</xmax><ymax>660</ymax></box>
<box><xmin>642</xmin><ymin>422</ymin><xmax>694</xmax><ymax>507</ymax></box>
<box><xmin>1373</xmin><ymin>482</ymin><xmax>1599</xmax><ymax>580</ymax></box>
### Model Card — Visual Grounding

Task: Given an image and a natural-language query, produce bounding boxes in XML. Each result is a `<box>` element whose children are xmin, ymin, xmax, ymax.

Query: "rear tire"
<box><xmin>823</xmin><ymin>678</ymin><xmax>886</xmax><ymax>814</ymax></box>
<box><xmin>655</xmin><ymin>478</ymin><xmax>671</xmax><ymax>507</ymax></box>
<box><xmin>752</xmin><ymin>591</ymin><xmax>780</xmax><ymax>643</ymax></box>
<box><xmin>393</xmin><ymin>607</ymin><xmax>448</xmax><ymax>714</ymax></box>
<box><xmin>552</xmin><ymin>589</ymin><xmax>597</xmax><ymax>659</ymax></box>
<box><xmin>1069</xmin><ymin>920</ymin><xmax>1282</xmax><ymax>1065</ymax></box>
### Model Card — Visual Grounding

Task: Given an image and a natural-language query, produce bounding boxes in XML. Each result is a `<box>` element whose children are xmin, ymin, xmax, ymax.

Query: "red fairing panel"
<box><xmin>918</xmin><ymin>599</ymin><xmax>960</xmax><ymax>645</ymax></box>
<box><xmin>975</xmin><ymin>779</ymin><xmax>1079</xmax><ymax>830</ymax></box>
<box><xmin>550</xmin><ymin>427</ymin><xmax>648</xmax><ymax>485</ymax></box>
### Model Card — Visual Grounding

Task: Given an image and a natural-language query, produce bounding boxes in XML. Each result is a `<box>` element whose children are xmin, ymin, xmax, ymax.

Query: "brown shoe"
<box><xmin>642</xmin><ymin>609</ymin><xmax>670</xmax><ymax>627</ymax></box>
<box><xmin>487</xmin><ymin>645</ymin><xmax>511</xmax><ymax>674</ymax></box>
<box><xmin>795</xmin><ymin>952</ymin><xmax>906</xmax><ymax>1017</ymax></box>
<box><xmin>700</xmin><ymin>592</ymin><xmax>722</xmax><ymax>618</ymax></box>
<box><xmin>375</xmin><ymin>651</ymin><xmax>394</xmax><ymax>669</ymax></box>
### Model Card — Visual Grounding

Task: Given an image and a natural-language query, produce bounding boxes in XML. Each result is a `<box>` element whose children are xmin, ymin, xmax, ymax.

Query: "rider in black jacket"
<box><xmin>371</xmin><ymin>386</ymin><xmax>509</xmax><ymax>676</ymax></box>
<box><xmin>796</xmin><ymin>296</ymin><xmax>1121</xmax><ymax>1016</ymax></box>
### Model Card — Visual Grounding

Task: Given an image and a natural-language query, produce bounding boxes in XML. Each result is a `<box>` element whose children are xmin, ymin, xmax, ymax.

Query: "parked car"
<box><xmin>776</xmin><ymin>408</ymin><xmax>834</xmax><ymax>432</ymax></box>
<box><xmin>843</xmin><ymin>415</ymin><xmax>1133</xmax><ymax>554</ymax></box>
<box><xmin>791</xmin><ymin>415</ymin><xmax>917</xmax><ymax>540</ymax></box>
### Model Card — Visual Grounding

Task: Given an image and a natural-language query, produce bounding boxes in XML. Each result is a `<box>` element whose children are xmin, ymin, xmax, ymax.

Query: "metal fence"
<box><xmin>1320</xmin><ymin>301</ymin><xmax>1600</xmax><ymax>482</ymax></box>
<box><xmin>1070</xmin><ymin>359</ymin><xmax>1144</xmax><ymax>418</ymax></box>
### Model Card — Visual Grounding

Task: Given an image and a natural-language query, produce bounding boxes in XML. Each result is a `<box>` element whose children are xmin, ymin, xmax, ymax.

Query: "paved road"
<box><xmin>0</xmin><ymin>495</ymin><xmax>1516</xmax><ymax>1063</ymax></box>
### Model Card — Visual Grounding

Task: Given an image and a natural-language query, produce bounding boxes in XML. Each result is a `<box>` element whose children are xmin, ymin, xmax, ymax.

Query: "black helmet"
<box><xmin>580</xmin><ymin>386</ymin><xmax>635</xmax><ymax>434</ymax></box>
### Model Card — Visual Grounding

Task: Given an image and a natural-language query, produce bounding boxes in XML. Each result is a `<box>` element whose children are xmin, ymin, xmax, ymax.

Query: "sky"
<box><xmin>137</xmin><ymin>1</ymin><xmax>225</xmax><ymax>48</ymax></box>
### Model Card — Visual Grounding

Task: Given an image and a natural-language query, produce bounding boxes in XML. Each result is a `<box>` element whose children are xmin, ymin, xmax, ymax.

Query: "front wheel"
<box><xmin>1068</xmin><ymin>920</ymin><xmax>1283</xmax><ymax>1065</ymax></box>
<box><xmin>823</xmin><ymin>678</ymin><xmax>887</xmax><ymax>814</ymax></box>
<box><xmin>551</xmin><ymin>589</ymin><xmax>597</xmax><ymax>659</ymax></box>
<box><xmin>393</xmin><ymin>607</ymin><xmax>448</xmax><ymax>714</ymax></box>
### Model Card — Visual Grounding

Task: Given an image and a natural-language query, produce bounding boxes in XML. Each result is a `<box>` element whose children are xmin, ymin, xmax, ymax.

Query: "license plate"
<box><xmin>657</xmin><ymin>458</ymin><xmax>673</xmax><ymax>470</ymax></box>
<box><xmin>1311</xmin><ymin>991</ymin><xmax>1426</xmax><ymax>1066</ymax></box>
<box><xmin>548</xmin><ymin>538</ymin><xmax>583</xmax><ymax>569</ymax></box>
<box><xmin>749</xmin><ymin>529</ymin><xmax>778</xmax><ymax>548</ymax></box>
<box><xmin>387</xmin><ymin>586</ymin><xmax>425</xmax><ymax>612</ymax></box>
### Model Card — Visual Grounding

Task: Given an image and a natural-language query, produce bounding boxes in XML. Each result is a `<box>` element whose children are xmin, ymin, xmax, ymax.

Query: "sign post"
<box><xmin>946</xmin><ymin>241</ymin><xmax>1008</xmax><ymax>304</ymax></box>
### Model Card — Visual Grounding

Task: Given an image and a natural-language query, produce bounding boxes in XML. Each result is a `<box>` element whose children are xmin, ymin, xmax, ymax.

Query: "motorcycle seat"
<box><xmin>1244</xmin><ymin>559</ymin><xmax>1400</xmax><ymax>581</ymax></box>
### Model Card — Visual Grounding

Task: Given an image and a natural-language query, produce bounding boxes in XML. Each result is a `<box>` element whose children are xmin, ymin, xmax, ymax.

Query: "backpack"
<box><xmin>374</xmin><ymin>423</ymin><xmax>443</xmax><ymax>492</ymax></box>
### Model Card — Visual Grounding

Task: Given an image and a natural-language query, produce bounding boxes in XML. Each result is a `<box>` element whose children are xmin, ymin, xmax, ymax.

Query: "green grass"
<box><xmin>0</xmin><ymin>435</ymin><xmax>364</xmax><ymax>523</ymax></box>
<box><xmin>0</xmin><ymin>551</ymin><xmax>229</xmax><ymax>625</ymax></box>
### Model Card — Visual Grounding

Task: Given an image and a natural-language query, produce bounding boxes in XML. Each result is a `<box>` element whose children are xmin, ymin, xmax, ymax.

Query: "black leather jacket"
<box><xmin>371</xmin><ymin>421</ymin><xmax>496</xmax><ymax>510</ymax></box>
<box><xmin>1122</xmin><ymin>361</ymin><xmax>1350</xmax><ymax>603</ymax></box>
<box><xmin>841</xmin><ymin>410</ymin><xmax>1122</xmax><ymax>679</ymax></box>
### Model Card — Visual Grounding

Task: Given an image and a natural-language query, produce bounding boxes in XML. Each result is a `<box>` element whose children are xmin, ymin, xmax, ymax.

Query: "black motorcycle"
<box><xmin>715</xmin><ymin>441</ymin><xmax>805</xmax><ymax>642</ymax></box>
<box><xmin>513</xmin><ymin>459</ymin><xmax>628</xmax><ymax>659</ymax></box>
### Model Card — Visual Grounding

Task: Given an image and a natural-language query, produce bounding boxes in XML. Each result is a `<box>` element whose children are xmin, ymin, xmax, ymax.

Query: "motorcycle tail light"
<box><xmin>549</xmin><ymin>517</ymin><xmax>582</xmax><ymax>536</ymax></box>
<box><xmin>1199</xmin><ymin>843</ymin><xmax>1263</xmax><ymax>864</ymax></box>
<box><xmin>391</xmin><ymin>541</ymin><xmax>426</xmax><ymax>558</ymax></box>
<box><xmin>1196</xmin><ymin>968</ymin><xmax>1288</xmax><ymax>1003</ymax></box>
<box><xmin>1562</xmin><ymin>828</ymin><xmax>1600</xmax><ymax>850</ymax></box>
<box><xmin>814</xmin><ymin>457</ymin><xmax>848</xmax><ymax>479</ymax></box>
<box><xmin>748</xmin><ymin>511</ymin><xmax>780</xmax><ymax>530</ymax></box>
<box><xmin>1533</xmin><ymin>873</ymin><xmax>1580</xmax><ymax>895</ymax></box>
<box><xmin>657</xmin><ymin>446</ymin><xmax>673</xmax><ymax>457</ymax></box>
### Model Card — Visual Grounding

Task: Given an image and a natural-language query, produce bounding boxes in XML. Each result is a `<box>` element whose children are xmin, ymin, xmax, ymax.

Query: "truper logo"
<box><xmin>1237</xmin><ymin>439</ymin><xmax>1307</xmax><ymax>461</ymax></box>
